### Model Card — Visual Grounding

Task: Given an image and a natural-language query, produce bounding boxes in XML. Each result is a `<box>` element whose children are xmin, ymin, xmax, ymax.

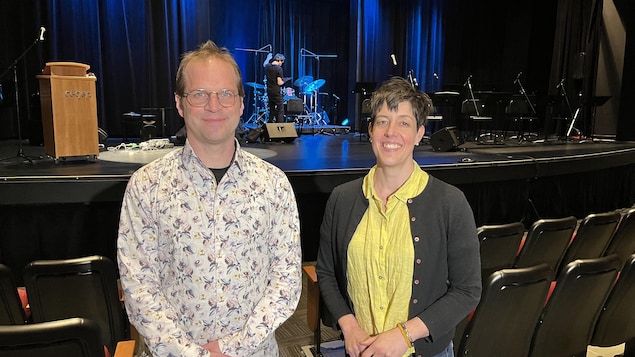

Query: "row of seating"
<box><xmin>303</xmin><ymin>207</ymin><xmax>635</xmax><ymax>356</ymax></box>
<box><xmin>0</xmin><ymin>256</ymin><xmax>134</xmax><ymax>357</ymax></box>
<box><xmin>457</xmin><ymin>253</ymin><xmax>635</xmax><ymax>356</ymax></box>
<box><xmin>479</xmin><ymin>207</ymin><xmax>635</xmax><ymax>284</ymax></box>
<box><xmin>455</xmin><ymin>207</ymin><xmax>635</xmax><ymax>356</ymax></box>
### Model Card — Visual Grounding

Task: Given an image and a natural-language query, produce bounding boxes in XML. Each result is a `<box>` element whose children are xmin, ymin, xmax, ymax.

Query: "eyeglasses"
<box><xmin>182</xmin><ymin>89</ymin><xmax>238</xmax><ymax>108</ymax></box>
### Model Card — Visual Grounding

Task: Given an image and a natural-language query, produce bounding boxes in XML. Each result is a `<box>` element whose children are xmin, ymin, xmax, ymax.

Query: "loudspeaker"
<box><xmin>430</xmin><ymin>126</ymin><xmax>463</xmax><ymax>151</ymax></box>
<box><xmin>263</xmin><ymin>123</ymin><xmax>298</xmax><ymax>143</ymax></box>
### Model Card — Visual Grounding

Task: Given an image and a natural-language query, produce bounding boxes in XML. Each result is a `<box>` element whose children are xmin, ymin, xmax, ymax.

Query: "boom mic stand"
<box><xmin>514</xmin><ymin>72</ymin><xmax>538</xmax><ymax>142</ymax></box>
<box><xmin>556</xmin><ymin>78</ymin><xmax>580</xmax><ymax>141</ymax></box>
<box><xmin>0</xmin><ymin>28</ymin><xmax>45</xmax><ymax>164</ymax></box>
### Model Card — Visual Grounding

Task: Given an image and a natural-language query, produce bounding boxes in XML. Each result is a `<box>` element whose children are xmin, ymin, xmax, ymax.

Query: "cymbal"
<box><xmin>294</xmin><ymin>75</ymin><xmax>313</xmax><ymax>87</ymax></box>
<box><xmin>246</xmin><ymin>82</ymin><xmax>265</xmax><ymax>90</ymax></box>
<box><xmin>304</xmin><ymin>79</ymin><xmax>325</xmax><ymax>93</ymax></box>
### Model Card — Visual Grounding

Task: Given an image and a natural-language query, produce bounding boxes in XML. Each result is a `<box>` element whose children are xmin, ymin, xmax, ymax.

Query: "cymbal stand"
<box><xmin>235</xmin><ymin>44</ymin><xmax>271</xmax><ymax>129</ymax></box>
<box><xmin>243</xmin><ymin>82</ymin><xmax>268</xmax><ymax>129</ymax></box>
<box><xmin>300</xmin><ymin>48</ymin><xmax>337</xmax><ymax>128</ymax></box>
<box><xmin>0</xmin><ymin>30</ymin><xmax>44</xmax><ymax>164</ymax></box>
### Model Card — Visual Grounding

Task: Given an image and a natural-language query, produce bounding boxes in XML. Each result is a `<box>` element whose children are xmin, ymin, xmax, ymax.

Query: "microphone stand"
<box><xmin>300</xmin><ymin>48</ymin><xmax>337</xmax><ymax>82</ymax></box>
<box><xmin>556</xmin><ymin>78</ymin><xmax>578</xmax><ymax>141</ymax></box>
<box><xmin>0</xmin><ymin>32</ymin><xmax>44</xmax><ymax>164</ymax></box>
<box><xmin>514</xmin><ymin>74</ymin><xmax>537</xmax><ymax>142</ymax></box>
<box><xmin>465</xmin><ymin>76</ymin><xmax>480</xmax><ymax>116</ymax></box>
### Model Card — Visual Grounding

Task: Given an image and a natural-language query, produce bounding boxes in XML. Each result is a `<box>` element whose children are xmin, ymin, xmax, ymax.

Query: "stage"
<box><xmin>1</xmin><ymin>131</ymin><xmax>634</xmax><ymax>279</ymax></box>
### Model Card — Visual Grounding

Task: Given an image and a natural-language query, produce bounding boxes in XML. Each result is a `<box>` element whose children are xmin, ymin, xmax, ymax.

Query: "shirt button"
<box><xmin>379</xmin><ymin>276</ymin><xmax>383</xmax><ymax>280</ymax></box>
<box><xmin>416</xmin><ymin>259</ymin><xmax>422</xmax><ymax>264</ymax></box>
<box><xmin>414</xmin><ymin>279</ymin><xmax>420</xmax><ymax>285</ymax></box>
<box><xmin>379</xmin><ymin>245</ymin><xmax>383</xmax><ymax>250</ymax></box>
<box><xmin>407</xmin><ymin>199</ymin><xmax>413</xmax><ymax>204</ymax></box>
<box><xmin>411</xmin><ymin>216</ymin><xmax>416</xmax><ymax>222</ymax></box>
<box><xmin>414</xmin><ymin>236</ymin><xmax>420</xmax><ymax>242</ymax></box>
<box><xmin>412</xmin><ymin>299</ymin><xmax>418</xmax><ymax>304</ymax></box>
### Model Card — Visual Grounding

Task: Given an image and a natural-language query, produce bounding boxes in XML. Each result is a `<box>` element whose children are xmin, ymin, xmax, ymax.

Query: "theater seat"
<box><xmin>0</xmin><ymin>317</ymin><xmax>106</xmax><ymax>357</ymax></box>
<box><xmin>456</xmin><ymin>263</ymin><xmax>552</xmax><ymax>357</ymax></box>
<box><xmin>559</xmin><ymin>211</ymin><xmax>621</xmax><ymax>276</ymax></box>
<box><xmin>528</xmin><ymin>255</ymin><xmax>622</xmax><ymax>357</ymax></box>
<box><xmin>23</xmin><ymin>255</ymin><xmax>130</xmax><ymax>355</ymax></box>
<box><xmin>477</xmin><ymin>222</ymin><xmax>525</xmax><ymax>285</ymax></box>
<box><xmin>514</xmin><ymin>216</ymin><xmax>577</xmax><ymax>278</ymax></box>
<box><xmin>0</xmin><ymin>264</ymin><xmax>26</xmax><ymax>325</ymax></box>
<box><xmin>590</xmin><ymin>254</ymin><xmax>635</xmax><ymax>356</ymax></box>
<box><xmin>604</xmin><ymin>208</ymin><xmax>635</xmax><ymax>266</ymax></box>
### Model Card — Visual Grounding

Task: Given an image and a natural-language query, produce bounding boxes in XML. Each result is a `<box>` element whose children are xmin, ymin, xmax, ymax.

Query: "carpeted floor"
<box><xmin>276</xmin><ymin>264</ymin><xmax>341</xmax><ymax>357</ymax></box>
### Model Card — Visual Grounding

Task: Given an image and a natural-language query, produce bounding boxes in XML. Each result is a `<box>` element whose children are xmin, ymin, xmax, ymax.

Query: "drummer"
<box><xmin>263</xmin><ymin>53</ymin><xmax>288</xmax><ymax>123</ymax></box>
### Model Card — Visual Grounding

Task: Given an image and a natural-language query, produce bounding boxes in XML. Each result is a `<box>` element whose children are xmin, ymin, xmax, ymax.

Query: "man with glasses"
<box><xmin>117</xmin><ymin>40</ymin><xmax>302</xmax><ymax>357</ymax></box>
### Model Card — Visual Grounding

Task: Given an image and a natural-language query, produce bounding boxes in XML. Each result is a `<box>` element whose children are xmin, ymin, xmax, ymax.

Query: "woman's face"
<box><xmin>369</xmin><ymin>101</ymin><xmax>425</xmax><ymax>170</ymax></box>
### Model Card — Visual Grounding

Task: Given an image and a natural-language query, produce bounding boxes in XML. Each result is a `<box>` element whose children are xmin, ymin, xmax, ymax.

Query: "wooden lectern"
<box><xmin>37</xmin><ymin>62</ymin><xmax>99</xmax><ymax>160</ymax></box>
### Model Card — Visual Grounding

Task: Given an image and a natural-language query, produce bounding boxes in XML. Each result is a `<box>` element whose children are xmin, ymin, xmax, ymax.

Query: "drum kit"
<box><xmin>243</xmin><ymin>76</ymin><xmax>328</xmax><ymax>129</ymax></box>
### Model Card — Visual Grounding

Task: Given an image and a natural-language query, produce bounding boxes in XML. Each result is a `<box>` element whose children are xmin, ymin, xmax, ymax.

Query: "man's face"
<box><xmin>175</xmin><ymin>57</ymin><xmax>244</xmax><ymax>149</ymax></box>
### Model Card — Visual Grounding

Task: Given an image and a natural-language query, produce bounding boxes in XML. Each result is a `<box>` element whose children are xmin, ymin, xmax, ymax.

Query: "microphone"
<box><xmin>513</xmin><ymin>71</ymin><xmax>522</xmax><ymax>84</ymax></box>
<box><xmin>39</xmin><ymin>27</ymin><xmax>46</xmax><ymax>41</ymax></box>
<box><xmin>463</xmin><ymin>74</ymin><xmax>472</xmax><ymax>87</ymax></box>
<box><xmin>390</xmin><ymin>54</ymin><xmax>397</xmax><ymax>66</ymax></box>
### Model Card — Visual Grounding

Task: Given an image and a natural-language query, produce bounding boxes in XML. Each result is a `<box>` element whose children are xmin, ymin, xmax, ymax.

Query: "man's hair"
<box><xmin>175</xmin><ymin>40</ymin><xmax>245</xmax><ymax>98</ymax></box>
<box><xmin>369</xmin><ymin>77</ymin><xmax>433</xmax><ymax>127</ymax></box>
<box><xmin>273</xmin><ymin>53</ymin><xmax>285</xmax><ymax>62</ymax></box>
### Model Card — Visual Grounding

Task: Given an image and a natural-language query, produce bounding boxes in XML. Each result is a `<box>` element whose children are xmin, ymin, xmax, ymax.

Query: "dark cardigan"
<box><xmin>316</xmin><ymin>175</ymin><xmax>482</xmax><ymax>356</ymax></box>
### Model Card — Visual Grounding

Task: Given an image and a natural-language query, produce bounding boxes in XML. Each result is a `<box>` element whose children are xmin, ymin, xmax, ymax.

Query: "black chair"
<box><xmin>560</xmin><ymin>211</ymin><xmax>621</xmax><ymax>275</ymax></box>
<box><xmin>457</xmin><ymin>264</ymin><xmax>552</xmax><ymax>357</ymax></box>
<box><xmin>23</xmin><ymin>255</ymin><xmax>129</xmax><ymax>355</ymax></box>
<box><xmin>0</xmin><ymin>264</ymin><xmax>26</xmax><ymax>325</ymax></box>
<box><xmin>505</xmin><ymin>95</ymin><xmax>538</xmax><ymax>141</ymax></box>
<box><xmin>477</xmin><ymin>222</ymin><xmax>525</xmax><ymax>285</ymax></box>
<box><xmin>590</xmin><ymin>254</ymin><xmax>635</xmax><ymax>357</ymax></box>
<box><xmin>461</xmin><ymin>98</ymin><xmax>492</xmax><ymax>141</ymax></box>
<box><xmin>0</xmin><ymin>317</ymin><xmax>106</xmax><ymax>357</ymax></box>
<box><xmin>514</xmin><ymin>216</ymin><xmax>578</xmax><ymax>277</ymax></box>
<box><xmin>528</xmin><ymin>255</ymin><xmax>622</xmax><ymax>357</ymax></box>
<box><xmin>604</xmin><ymin>208</ymin><xmax>635</xmax><ymax>266</ymax></box>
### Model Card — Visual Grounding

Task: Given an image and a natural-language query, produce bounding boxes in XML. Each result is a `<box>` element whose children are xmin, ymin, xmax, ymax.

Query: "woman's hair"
<box><xmin>174</xmin><ymin>40</ymin><xmax>245</xmax><ymax>98</ymax></box>
<box><xmin>369</xmin><ymin>77</ymin><xmax>433</xmax><ymax>127</ymax></box>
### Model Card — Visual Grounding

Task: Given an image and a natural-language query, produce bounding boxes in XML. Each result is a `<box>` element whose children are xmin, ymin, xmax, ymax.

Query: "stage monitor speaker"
<box><xmin>430</xmin><ymin>126</ymin><xmax>463</xmax><ymax>151</ymax></box>
<box><xmin>264</xmin><ymin>123</ymin><xmax>297</xmax><ymax>143</ymax></box>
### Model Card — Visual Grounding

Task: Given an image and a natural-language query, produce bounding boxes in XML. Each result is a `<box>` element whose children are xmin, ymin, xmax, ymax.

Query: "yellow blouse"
<box><xmin>347</xmin><ymin>162</ymin><xmax>428</xmax><ymax>356</ymax></box>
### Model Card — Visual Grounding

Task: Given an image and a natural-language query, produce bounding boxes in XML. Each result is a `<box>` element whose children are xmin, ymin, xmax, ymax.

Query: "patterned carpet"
<box><xmin>276</xmin><ymin>264</ymin><xmax>341</xmax><ymax>357</ymax></box>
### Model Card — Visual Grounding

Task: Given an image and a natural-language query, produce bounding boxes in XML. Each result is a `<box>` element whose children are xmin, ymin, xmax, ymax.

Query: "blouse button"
<box><xmin>414</xmin><ymin>279</ymin><xmax>420</xmax><ymax>285</ymax></box>
<box><xmin>412</xmin><ymin>299</ymin><xmax>418</xmax><ymax>304</ymax></box>
<box><xmin>407</xmin><ymin>198</ymin><xmax>413</xmax><ymax>204</ymax></box>
<box><xmin>414</xmin><ymin>236</ymin><xmax>420</xmax><ymax>242</ymax></box>
<box><xmin>416</xmin><ymin>258</ymin><xmax>422</xmax><ymax>264</ymax></box>
<box><xmin>411</xmin><ymin>216</ymin><xmax>416</xmax><ymax>222</ymax></box>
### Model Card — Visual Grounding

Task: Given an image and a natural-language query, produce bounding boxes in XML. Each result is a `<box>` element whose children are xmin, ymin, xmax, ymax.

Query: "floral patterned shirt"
<box><xmin>117</xmin><ymin>140</ymin><xmax>302</xmax><ymax>356</ymax></box>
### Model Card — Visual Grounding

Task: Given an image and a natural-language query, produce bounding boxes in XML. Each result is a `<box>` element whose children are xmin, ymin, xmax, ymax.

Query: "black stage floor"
<box><xmin>1</xmin><ymin>132</ymin><xmax>635</xmax><ymax>204</ymax></box>
<box><xmin>1</xmin><ymin>131</ymin><xmax>635</xmax><ymax>269</ymax></box>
